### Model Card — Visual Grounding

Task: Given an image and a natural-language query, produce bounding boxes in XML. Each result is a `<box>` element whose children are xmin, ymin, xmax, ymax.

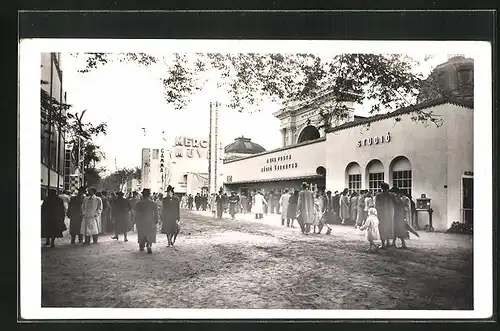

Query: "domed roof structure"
<box><xmin>224</xmin><ymin>136</ymin><xmax>266</xmax><ymax>155</ymax></box>
<box><xmin>418</xmin><ymin>55</ymin><xmax>474</xmax><ymax>103</ymax></box>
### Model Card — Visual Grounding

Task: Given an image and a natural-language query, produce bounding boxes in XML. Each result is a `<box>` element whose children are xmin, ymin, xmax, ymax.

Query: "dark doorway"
<box><xmin>297</xmin><ymin>125</ymin><xmax>320</xmax><ymax>143</ymax></box>
<box><xmin>462</xmin><ymin>177</ymin><xmax>473</xmax><ymax>225</ymax></box>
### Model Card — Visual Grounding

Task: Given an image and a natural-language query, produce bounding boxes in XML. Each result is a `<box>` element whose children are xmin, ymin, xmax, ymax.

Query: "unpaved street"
<box><xmin>42</xmin><ymin>211</ymin><xmax>473</xmax><ymax>310</ymax></box>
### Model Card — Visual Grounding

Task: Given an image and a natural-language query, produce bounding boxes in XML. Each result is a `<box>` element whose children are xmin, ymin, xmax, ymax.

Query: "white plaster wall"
<box><xmin>445</xmin><ymin>105</ymin><xmax>474</xmax><ymax>227</ymax></box>
<box><xmin>325</xmin><ymin>104</ymin><xmax>462</xmax><ymax>231</ymax></box>
<box><xmin>222</xmin><ymin>139</ymin><xmax>326</xmax><ymax>183</ymax></box>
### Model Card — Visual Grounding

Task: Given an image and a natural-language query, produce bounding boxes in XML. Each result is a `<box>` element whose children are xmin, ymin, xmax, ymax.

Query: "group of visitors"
<box><xmin>268</xmin><ymin>181</ymin><xmax>416</xmax><ymax>252</ymax></box>
<box><xmin>41</xmin><ymin>185</ymin><xmax>181</xmax><ymax>254</ymax></box>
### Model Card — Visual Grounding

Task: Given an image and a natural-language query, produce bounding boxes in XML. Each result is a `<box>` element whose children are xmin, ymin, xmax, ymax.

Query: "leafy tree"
<box><xmin>101</xmin><ymin>167</ymin><xmax>137</xmax><ymax>192</ymax></box>
<box><xmin>41</xmin><ymin>80</ymin><xmax>108</xmax><ymax>189</ymax></box>
<box><xmin>75</xmin><ymin>52</ymin><xmax>447</xmax><ymax>129</ymax></box>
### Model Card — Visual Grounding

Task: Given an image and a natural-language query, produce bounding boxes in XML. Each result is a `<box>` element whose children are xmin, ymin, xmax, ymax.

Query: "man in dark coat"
<box><xmin>228</xmin><ymin>191</ymin><xmax>240</xmax><ymax>220</ymax></box>
<box><xmin>201</xmin><ymin>194</ymin><xmax>208</xmax><ymax>211</ymax></box>
<box><xmin>323</xmin><ymin>190</ymin><xmax>335</xmax><ymax>235</ymax></box>
<box><xmin>135</xmin><ymin>189</ymin><xmax>158</xmax><ymax>254</ymax></box>
<box><xmin>68</xmin><ymin>187</ymin><xmax>86</xmax><ymax>244</ymax></box>
<box><xmin>111</xmin><ymin>191</ymin><xmax>133</xmax><ymax>242</ymax></box>
<box><xmin>187</xmin><ymin>194</ymin><xmax>194</xmax><ymax>210</ymax></box>
<box><xmin>215</xmin><ymin>190</ymin><xmax>224</xmax><ymax>219</ymax></box>
<box><xmin>161</xmin><ymin>185</ymin><xmax>180</xmax><ymax>247</ymax></box>
<box><xmin>41</xmin><ymin>189</ymin><xmax>67</xmax><ymax>248</ymax></box>
<box><xmin>375</xmin><ymin>182</ymin><xmax>397</xmax><ymax>249</ymax></box>
<box><xmin>389</xmin><ymin>187</ymin><xmax>409</xmax><ymax>249</ymax></box>
<box><xmin>332</xmin><ymin>190</ymin><xmax>341</xmax><ymax>223</ymax></box>
<box><xmin>195</xmin><ymin>193</ymin><xmax>201</xmax><ymax>211</ymax></box>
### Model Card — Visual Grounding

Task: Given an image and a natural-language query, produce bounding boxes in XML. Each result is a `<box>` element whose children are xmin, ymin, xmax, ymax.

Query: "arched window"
<box><xmin>346</xmin><ymin>162</ymin><xmax>362</xmax><ymax>193</ymax></box>
<box><xmin>366</xmin><ymin>160</ymin><xmax>384</xmax><ymax>194</ymax></box>
<box><xmin>297</xmin><ymin>125</ymin><xmax>320</xmax><ymax>143</ymax></box>
<box><xmin>390</xmin><ymin>156</ymin><xmax>412</xmax><ymax>197</ymax></box>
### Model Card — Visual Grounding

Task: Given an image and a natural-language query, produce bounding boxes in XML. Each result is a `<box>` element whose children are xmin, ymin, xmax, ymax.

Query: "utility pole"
<box><xmin>214</xmin><ymin>101</ymin><xmax>219</xmax><ymax>192</ymax></box>
<box><xmin>208</xmin><ymin>102</ymin><xmax>213</xmax><ymax>192</ymax></box>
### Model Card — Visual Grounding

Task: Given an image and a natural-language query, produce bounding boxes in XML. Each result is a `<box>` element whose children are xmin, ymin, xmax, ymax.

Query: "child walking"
<box><xmin>359</xmin><ymin>207</ymin><xmax>380</xmax><ymax>252</ymax></box>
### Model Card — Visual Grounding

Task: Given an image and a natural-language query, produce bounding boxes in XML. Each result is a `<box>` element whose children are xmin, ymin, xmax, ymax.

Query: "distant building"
<box><xmin>41</xmin><ymin>53</ymin><xmax>73</xmax><ymax>198</ymax></box>
<box><xmin>141</xmin><ymin>136</ymin><xmax>210</xmax><ymax>195</ymax></box>
<box><xmin>222</xmin><ymin>58</ymin><xmax>474</xmax><ymax>231</ymax></box>
<box><xmin>223</xmin><ymin>136</ymin><xmax>266</xmax><ymax>161</ymax></box>
<box><xmin>418</xmin><ymin>55</ymin><xmax>474</xmax><ymax>103</ymax></box>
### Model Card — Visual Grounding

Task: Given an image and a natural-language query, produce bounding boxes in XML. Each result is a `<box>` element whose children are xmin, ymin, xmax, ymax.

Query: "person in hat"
<box><xmin>134</xmin><ymin>189</ymin><xmax>158</xmax><ymax>254</ymax></box>
<box><xmin>110</xmin><ymin>191</ymin><xmax>133</xmax><ymax>242</ymax></box>
<box><xmin>375</xmin><ymin>182</ymin><xmax>397</xmax><ymax>249</ymax></box>
<box><xmin>215</xmin><ymin>189</ymin><xmax>224</xmax><ymax>219</ymax></box>
<box><xmin>389</xmin><ymin>186</ymin><xmax>409</xmax><ymax>249</ymax></box>
<box><xmin>68</xmin><ymin>187</ymin><xmax>86</xmax><ymax>244</ymax></box>
<box><xmin>228</xmin><ymin>191</ymin><xmax>240</xmax><ymax>220</ymax></box>
<box><xmin>297</xmin><ymin>182</ymin><xmax>314</xmax><ymax>234</ymax></box>
<box><xmin>161</xmin><ymin>185</ymin><xmax>180</xmax><ymax>247</ymax></box>
<box><xmin>80</xmin><ymin>187</ymin><xmax>102</xmax><ymax>244</ymax></box>
<box><xmin>41</xmin><ymin>189</ymin><xmax>67</xmax><ymax>247</ymax></box>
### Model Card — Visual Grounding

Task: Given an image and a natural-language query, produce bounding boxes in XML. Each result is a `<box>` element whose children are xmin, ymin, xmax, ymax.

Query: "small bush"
<box><xmin>446</xmin><ymin>221</ymin><xmax>473</xmax><ymax>235</ymax></box>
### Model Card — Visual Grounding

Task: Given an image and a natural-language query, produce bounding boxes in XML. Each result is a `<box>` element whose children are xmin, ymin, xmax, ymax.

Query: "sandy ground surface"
<box><xmin>42</xmin><ymin>210</ymin><xmax>473</xmax><ymax>309</ymax></box>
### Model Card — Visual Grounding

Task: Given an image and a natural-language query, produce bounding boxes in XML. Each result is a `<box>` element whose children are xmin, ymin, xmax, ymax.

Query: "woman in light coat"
<box><xmin>339</xmin><ymin>188</ymin><xmax>350</xmax><ymax>225</ymax></box>
<box><xmin>253</xmin><ymin>191</ymin><xmax>267</xmax><ymax>219</ymax></box>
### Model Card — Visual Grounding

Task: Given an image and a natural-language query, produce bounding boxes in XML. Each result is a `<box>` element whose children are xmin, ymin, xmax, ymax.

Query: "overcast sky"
<box><xmin>61</xmin><ymin>52</ymin><xmax>454</xmax><ymax>174</ymax></box>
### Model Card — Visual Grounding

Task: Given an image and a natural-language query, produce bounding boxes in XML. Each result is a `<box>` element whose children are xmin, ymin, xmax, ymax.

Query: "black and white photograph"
<box><xmin>19</xmin><ymin>34</ymin><xmax>492</xmax><ymax>320</ymax></box>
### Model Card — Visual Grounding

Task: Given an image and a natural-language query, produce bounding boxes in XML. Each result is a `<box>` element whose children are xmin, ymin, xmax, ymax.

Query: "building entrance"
<box><xmin>462</xmin><ymin>176</ymin><xmax>473</xmax><ymax>225</ymax></box>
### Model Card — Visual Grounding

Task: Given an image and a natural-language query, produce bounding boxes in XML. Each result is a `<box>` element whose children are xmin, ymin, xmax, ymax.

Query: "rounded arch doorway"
<box><xmin>297</xmin><ymin>125</ymin><xmax>320</xmax><ymax>144</ymax></box>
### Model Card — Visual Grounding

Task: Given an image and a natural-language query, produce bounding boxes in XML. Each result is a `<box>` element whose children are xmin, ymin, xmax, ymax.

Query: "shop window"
<box><xmin>390</xmin><ymin>156</ymin><xmax>412</xmax><ymax>197</ymax></box>
<box><xmin>366</xmin><ymin>159</ymin><xmax>384</xmax><ymax>194</ymax></box>
<box><xmin>368</xmin><ymin>173</ymin><xmax>384</xmax><ymax>194</ymax></box>
<box><xmin>346</xmin><ymin>162</ymin><xmax>362</xmax><ymax>193</ymax></box>
<box><xmin>348</xmin><ymin>174</ymin><xmax>362</xmax><ymax>193</ymax></box>
<box><xmin>392</xmin><ymin>170</ymin><xmax>412</xmax><ymax>197</ymax></box>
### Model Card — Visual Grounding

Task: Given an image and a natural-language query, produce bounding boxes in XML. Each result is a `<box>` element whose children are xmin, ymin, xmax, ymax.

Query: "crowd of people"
<box><xmin>42</xmin><ymin>181</ymin><xmax>417</xmax><ymax>254</ymax></box>
<box><xmin>41</xmin><ymin>185</ymin><xmax>181</xmax><ymax>254</ymax></box>
<box><xmin>193</xmin><ymin>182</ymin><xmax>417</xmax><ymax>253</ymax></box>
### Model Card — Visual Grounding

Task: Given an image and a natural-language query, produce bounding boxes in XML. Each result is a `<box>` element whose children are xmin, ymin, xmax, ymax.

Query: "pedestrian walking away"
<box><xmin>297</xmin><ymin>182</ymin><xmax>314</xmax><ymax>234</ymax></box>
<box><xmin>253</xmin><ymin>191</ymin><xmax>267</xmax><ymax>219</ymax></box>
<box><xmin>41</xmin><ymin>189</ymin><xmax>67</xmax><ymax>247</ymax></box>
<box><xmin>110</xmin><ymin>191</ymin><xmax>133</xmax><ymax>242</ymax></box>
<box><xmin>68</xmin><ymin>187</ymin><xmax>86</xmax><ymax>244</ymax></box>
<box><xmin>228</xmin><ymin>191</ymin><xmax>240</xmax><ymax>220</ymax></box>
<box><xmin>375</xmin><ymin>183</ymin><xmax>396</xmax><ymax>249</ymax></box>
<box><xmin>279</xmin><ymin>189</ymin><xmax>291</xmax><ymax>226</ymax></box>
<box><xmin>80</xmin><ymin>187</ymin><xmax>102</xmax><ymax>244</ymax></box>
<box><xmin>161</xmin><ymin>185</ymin><xmax>180</xmax><ymax>247</ymax></box>
<box><xmin>135</xmin><ymin>189</ymin><xmax>159</xmax><ymax>254</ymax></box>
<box><xmin>359</xmin><ymin>207</ymin><xmax>381</xmax><ymax>252</ymax></box>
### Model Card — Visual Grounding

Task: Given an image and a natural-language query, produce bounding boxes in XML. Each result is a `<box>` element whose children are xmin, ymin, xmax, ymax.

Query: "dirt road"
<box><xmin>41</xmin><ymin>210</ymin><xmax>473</xmax><ymax>310</ymax></box>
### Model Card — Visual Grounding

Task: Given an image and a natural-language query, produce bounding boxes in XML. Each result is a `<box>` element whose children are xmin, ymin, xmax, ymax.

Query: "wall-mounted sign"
<box><xmin>464</xmin><ymin>171</ymin><xmax>473</xmax><ymax>176</ymax></box>
<box><xmin>357</xmin><ymin>132</ymin><xmax>391</xmax><ymax>147</ymax></box>
<box><xmin>261</xmin><ymin>162</ymin><xmax>298</xmax><ymax>173</ymax></box>
<box><xmin>175</xmin><ymin>136</ymin><xmax>208</xmax><ymax>149</ymax></box>
<box><xmin>160</xmin><ymin>148</ymin><xmax>165</xmax><ymax>173</ymax></box>
<box><xmin>227</xmin><ymin>175</ymin><xmax>233</xmax><ymax>183</ymax></box>
<box><xmin>266</xmin><ymin>154</ymin><xmax>292</xmax><ymax>163</ymax></box>
<box><xmin>174</xmin><ymin>136</ymin><xmax>209</xmax><ymax>159</ymax></box>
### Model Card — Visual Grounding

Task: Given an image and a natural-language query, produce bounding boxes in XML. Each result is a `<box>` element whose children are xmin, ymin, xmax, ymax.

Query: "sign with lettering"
<box><xmin>173</xmin><ymin>136</ymin><xmax>209</xmax><ymax>159</ymax></box>
<box><xmin>357</xmin><ymin>132</ymin><xmax>391</xmax><ymax>147</ymax></box>
<box><xmin>262</xmin><ymin>154</ymin><xmax>297</xmax><ymax>172</ymax></box>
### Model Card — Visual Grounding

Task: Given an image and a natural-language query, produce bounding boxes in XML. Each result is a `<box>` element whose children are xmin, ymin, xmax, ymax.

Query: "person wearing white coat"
<box><xmin>253</xmin><ymin>191</ymin><xmax>267</xmax><ymax>219</ymax></box>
